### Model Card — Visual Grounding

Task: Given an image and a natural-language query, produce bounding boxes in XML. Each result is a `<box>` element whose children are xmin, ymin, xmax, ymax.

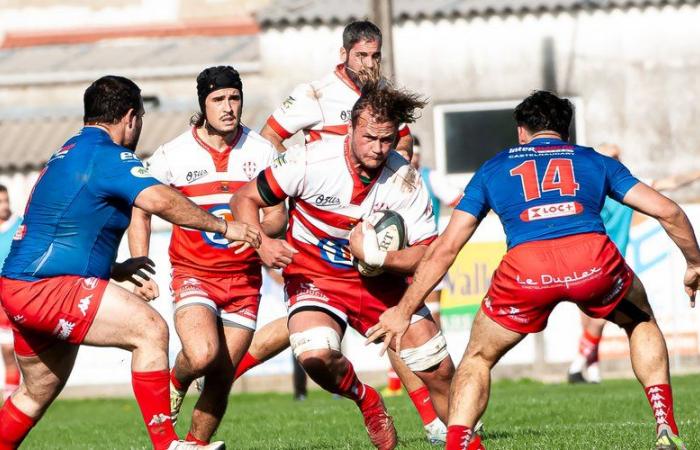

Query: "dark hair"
<box><xmin>83</xmin><ymin>76</ymin><xmax>142</xmax><ymax>124</ymax></box>
<box><xmin>513</xmin><ymin>90</ymin><xmax>573</xmax><ymax>141</ymax></box>
<box><xmin>0</xmin><ymin>185</ymin><xmax>7</xmax><ymax>194</ymax></box>
<box><xmin>343</xmin><ymin>20</ymin><xmax>382</xmax><ymax>51</ymax></box>
<box><xmin>351</xmin><ymin>82</ymin><xmax>426</xmax><ymax>129</ymax></box>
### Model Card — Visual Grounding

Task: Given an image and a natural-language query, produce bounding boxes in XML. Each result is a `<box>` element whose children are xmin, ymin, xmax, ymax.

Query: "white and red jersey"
<box><xmin>260</xmin><ymin>138</ymin><xmax>436</xmax><ymax>280</ymax></box>
<box><xmin>266</xmin><ymin>64</ymin><xmax>410</xmax><ymax>144</ymax></box>
<box><xmin>147</xmin><ymin>126</ymin><xmax>276</xmax><ymax>276</ymax></box>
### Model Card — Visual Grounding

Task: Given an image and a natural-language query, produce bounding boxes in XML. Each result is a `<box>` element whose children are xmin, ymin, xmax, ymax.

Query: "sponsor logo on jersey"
<box><xmin>272</xmin><ymin>153</ymin><xmax>287</xmax><ymax>168</ymax></box>
<box><xmin>317</xmin><ymin>238</ymin><xmax>352</xmax><ymax>269</ymax></box>
<box><xmin>520</xmin><ymin>201</ymin><xmax>583</xmax><ymax>222</ymax></box>
<box><xmin>54</xmin><ymin>318</ymin><xmax>76</xmax><ymax>340</ymax></box>
<box><xmin>201</xmin><ymin>205</ymin><xmax>233</xmax><ymax>249</ymax></box>
<box><xmin>130</xmin><ymin>166</ymin><xmax>152</xmax><ymax>178</ymax></box>
<box><xmin>242</xmin><ymin>161</ymin><xmax>257</xmax><ymax>180</ymax></box>
<box><xmin>515</xmin><ymin>267</ymin><xmax>602</xmax><ymax>289</ymax></box>
<box><xmin>78</xmin><ymin>294</ymin><xmax>93</xmax><ymax>316</ymax></box>
<box><xmin>48</xmin><ymin>143</ymin><xmax>75</xmax><ymax>163</ymax></box>
<box><xmin>12</xmin><ymin>224</ymin><xmax>26</xmax><ymax>241</ymax></box>
<box><xmin>120</xmin><ymin>151</ymin><xmax>139</xmax><ymax>161</ymax></box>
<box><xmin>314</xmin><ymin>194</ymin><xmax>341</xmax><ymax>207</ymax></box>
<box><xmin>82</xmin><ymin>277</ymin><xmax>99</xmax><ymax>290</ymax></box>
<box><xmin>340</xmin><ymin>110</ymin><xmax>352</xmax><ymax>122</ymax></box>
<box><xmin>186</xmin><ymin>169</ymin><xmax>209</xmax><ymax>183</ymax></box>
<box><xmin>281</xmin><ymin>95</ymin><xmax>296</xmax><ymax>111</ymax></box>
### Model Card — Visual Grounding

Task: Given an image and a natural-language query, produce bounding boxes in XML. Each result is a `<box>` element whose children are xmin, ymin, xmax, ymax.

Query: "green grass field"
<box><xmin>21</xmin><ymin>374</ymin><xmax>700</xmax><ymax>449</ymax></box>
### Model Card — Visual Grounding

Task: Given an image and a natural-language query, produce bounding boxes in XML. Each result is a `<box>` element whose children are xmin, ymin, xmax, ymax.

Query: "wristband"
<box><xmin>362</xmin><ymin>222</ymin><xmax>387</xmax><ymax>267</ymax></box>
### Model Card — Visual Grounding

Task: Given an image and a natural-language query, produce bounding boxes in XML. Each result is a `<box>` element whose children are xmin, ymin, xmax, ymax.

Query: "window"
<box><xmin>433</xmin><ymin>99</ymin><xmax>584</xmax><ymax>184</ymax></box>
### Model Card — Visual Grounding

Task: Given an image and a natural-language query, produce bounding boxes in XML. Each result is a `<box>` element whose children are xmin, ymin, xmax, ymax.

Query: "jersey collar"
<box><xmin>334</xmin><ymin>64</ymin><xmax>361</xmax><ymax>95</ymax></box>
<box><xmin>344</xmin><ymin>137</ymin><xmax>380</xmax><ymax>205</ymax></box>
<box><xmin>191</xmin><ymin>126</ymin><xmax>243</xmax><ymax>172</ymax></box>
<box><xmin>529</xmin><ymin>137</ymin><xmax>567</xmax><ymax>145</ymax></box>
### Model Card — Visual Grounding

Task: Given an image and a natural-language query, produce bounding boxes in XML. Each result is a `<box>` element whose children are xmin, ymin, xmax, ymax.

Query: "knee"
<box><xmin>400</xmin><ymin>332</ymin><xmax>451</xmax><ymax>373</ymax></box>
<box><xmin>289</xmin><ymin>326</ymin><xmax>342</xmax><ymax>374</ymax></box>
<box><xmin>183</xmin><ymin>343</ymin><xmax>219</xmax><ymax>373</ymax></box>
<box><xmin>137</xmin><ymin>313</ymin><xmax>169</xmax><ymax>348</ymax></box>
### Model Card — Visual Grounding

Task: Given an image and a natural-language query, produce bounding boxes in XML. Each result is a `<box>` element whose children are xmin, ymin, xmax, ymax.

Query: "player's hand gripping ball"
<box><xmin>352</xmin><ymin>210</ymin><xmax>407</xmax><ymax>277</ymax></box>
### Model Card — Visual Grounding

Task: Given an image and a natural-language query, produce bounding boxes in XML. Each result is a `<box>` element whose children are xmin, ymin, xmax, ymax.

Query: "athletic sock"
<box><xmin>132</xmin><ymin>370</ymin><xmax>179</xmax><ymax>450</ymax></box>
<box><xmin>408</xmin><ymin>386</ymin><xmax>438</xmax><ymax>425</ymax></box>
<box><xmin>0</xmin><ymin>398</ymin><xmax>36</xmax><ymax>449</ymax></box>
<box><xmin>446</xmin><ymin>425</ymin><xmax>473</xmax><ymax>450</ymax></box>
<box><xmin>569</xmin><ymin>330</ymin><xmax>602</xmax><ymax>373</ymax></box>
<box><xmin>233</xmin><ymin>352</ymin><xmax>261</xmax><ymax>380</ymax></box>
<box><xmin>185</xmin><ymin>431</ymin><xmax>208</xmax><ymax>445</ymax></box>
<box><xmin>334</xmin><ymin>361</ymin><xmax>380</xmax><ymax>412</ymax></box>
<box><xmin>645</xmin><ymin>384</ymin><xmax>679</xmax><ymax>435</ymax></box>
<box><xmin>170</xmin><ymin>368</ymin><xmax>187</xmax><ymax>393</ymax></box>
<box><xmin>386</xmin><ymin>368</ymin><xmax>401</xmax><ymax>391</ymax></box>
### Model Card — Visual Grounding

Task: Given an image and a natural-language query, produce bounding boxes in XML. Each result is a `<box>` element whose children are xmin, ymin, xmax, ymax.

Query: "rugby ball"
<box><xmin>355</xmin><ymin>210</ymin><xmax>407</xmax><ymax>277</ymax></box>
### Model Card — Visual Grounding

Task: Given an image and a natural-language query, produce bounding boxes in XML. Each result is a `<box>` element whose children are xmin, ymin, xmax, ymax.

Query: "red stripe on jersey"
<box><xmin>263</xmin><ymin>167</ymin><xmax>287</xmax><ymax>200</ymax></box>
<box><xmin>398</xmin><ymin>124</ymin><xmax>411</xmax><ymax>138</ymax></box>
<box><xmin>307</xmin><ymin>130</ymin><xmax>322</xmax><ymax>143</ymax></box>
<box><xmin>296</xmin><ymin>199</ymin><xmax>360</xmax><ymax>230</ymax></box>
<box><xmin>343</xmin><ymin>137</ymin><xmax>380</xmax><ymax>205</ymax></box>
<box><xmin>191</xmin><ymin>126</ymin><xmax>243</xmax><ymax>172</ymax></box>
<box><xmin>290</xmin><ymin>208</ymin><xmax>334</xmax><ymax>239</ymax></box>
<box><xmin>413</xmin><ymin>235</ymin><xmax>437</xmax><ymax>247</ymax></box>
<box><xmin>267</xmin><ymin>115</ymin><xmax>294</xmax><ymax>139</ymax></box>
<box><xmin>176</xmin><ymin>181</ymin><xmax>246</xmax><ymax>197</ymax></box>
<box><xmin>334</xmin><ymin>64</ymin><xmax>361</xmax><ymax>95</ymax></box>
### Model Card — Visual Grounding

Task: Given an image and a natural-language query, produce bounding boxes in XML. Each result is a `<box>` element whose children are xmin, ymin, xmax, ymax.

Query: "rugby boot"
<box><xmin>361</xmin><ymin>388</ymin><xmax>398</xmax><ymax>450</ymax></box>
<box><xmin>655</xmin><ymin>429</ymin><xmax>687</xmax><ymax>450</ymax></box>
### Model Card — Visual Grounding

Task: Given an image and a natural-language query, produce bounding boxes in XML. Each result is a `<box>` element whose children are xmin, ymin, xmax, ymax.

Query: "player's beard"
<box><xmin>345</xmin><ymin>62</ymin><xmax>381</xmax><ymax>90</ymax></box>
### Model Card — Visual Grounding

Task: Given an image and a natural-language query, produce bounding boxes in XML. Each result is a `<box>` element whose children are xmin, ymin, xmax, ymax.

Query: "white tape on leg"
<box><xmin>289</xmin><ymin>326</ymin><xmax>341</xmax><ymax>358</ymax></box>
<box><xmin>399</xmin><ymin>332</ymin><xmax>449</xmax><ymax>372</ymax></box>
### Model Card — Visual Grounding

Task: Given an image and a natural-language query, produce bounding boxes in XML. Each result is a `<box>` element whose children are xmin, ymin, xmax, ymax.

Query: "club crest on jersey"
<box><xmin>201</xmin><ymin>205</ymin><xmax>234</xmax><ymax>249</ymax></box>
<box><xmin>318</xmin><ymin>238</ymin><xmax>352</xmax><ymax>269</ymax></box>
<box><xmin>242</xmin><ymin>161</ymin><xmax>257</xmax><ymax>180</ymax></box>
<box><xmin>520</xmin><ymin>201</ymin><xmax>583</xmax><ymax>222</ymax></box>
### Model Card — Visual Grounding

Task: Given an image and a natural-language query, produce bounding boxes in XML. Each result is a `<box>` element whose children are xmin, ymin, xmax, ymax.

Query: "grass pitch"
<box><xmin>22</xmin><ymin>374</ymin><xmax>700</xmax><ymax>449</ymax></box>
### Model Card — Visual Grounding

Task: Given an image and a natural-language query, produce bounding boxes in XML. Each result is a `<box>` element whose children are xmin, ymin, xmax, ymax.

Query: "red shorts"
<box><xmin>285</xmin><ymin>274</ymin><xmax>431</xmax><ymax>336</ymax></box>
<box><xmin>0</xmin><ymin>276</ymin><xmax>107</xmax><ymax>356</ymax></box>
<box><xmin>0</xmin><ymin>306</ymin><xmax>12</xmax><ymax>344</ymax></box>
<box><xmin>483</xmin><ymin>233</ymin><xmax>633</xmax><ymax>334</ymax></box>
<box><xmin>171</xmin><ymin>270</ymin><xmax>261</xmax><ymax>330</ymax></box>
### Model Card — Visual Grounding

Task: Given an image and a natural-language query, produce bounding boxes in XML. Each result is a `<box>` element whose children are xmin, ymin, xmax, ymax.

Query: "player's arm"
<box><xmin>134</xmin><ymin>184</ymin><xmax>260</xmax><ymax>249</ymax></box>
<box><xmin>260</xmin><ymin>202</ymin><xmax>288</xmax><ymax>238</ymax></box>
<box><xmin>347</xmin><ymin>222</ymin><xmax>428</xmax><ymax>274</ymax></box>
<box><xmin>621</xmin><ymin>183</ymin><xmax>700</xmax><ymax>304</ymax></box>
<box><xmin>128</xmin><ymin>207</ymin><xmax>152</xmax><ymax>258</ymax></box>
<box><xmin>230</xmin><ymin>173</ymin><xmax>297</xmax><ymax>268</ymax></box>
<box><xmin>365</xmin><ymin>210</ymin><xmax>479</xmax><ymax>353</ymax></box>
<box><xmin>260</xmin><ymin>124</ymin><xmax>287</xmax><ymax>152</ymax></box>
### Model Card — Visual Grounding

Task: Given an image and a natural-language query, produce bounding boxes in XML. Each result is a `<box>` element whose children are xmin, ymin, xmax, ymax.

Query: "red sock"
<box><xmin>0</xmin><ymin>398</ymin><xmax>37</xmax><ymax>449</ymax></box>
<box><xmin>234</xmin><ymin>352</ymin><xmax>261</xmax><ymax>380</ymax></box>
<box><xmin>132</xmin><ymin>370</ymin><xmax>178</xmax><ymax>450</ymax></box>
<box><xmin>386</xmin><ymin>368</ymin><xmax>401</xmax><ymax>391</ymax></box>
<box><xmin>408</xmin><ymin>386</ymin><xmax>438</xmax><ymax>425</ymax></box>
<box><xmin>185</xmin><ymin>431</ymin><xmax>208</xmax><ymax>445</ymax></box>
<box><xmin>446</xmin><ymin>425</ymin><xmax>473</xmax><ymax>450</ymax></box>
<box><xmin>579</xmin><ymin>330</ymin><xmax>602</xmax><ymax>365</ymax></box>
<box><xmin>170</xmin><ymin>367</ymin><xmax>189</xmax><ymax>393</ymax></box>
<box><xmin>645</xmin><ymin>384</ymin><xmax>679</xmax><ymax>434</ymax></box>
<box><xmin>335</xmin><ymin>362</ymin><xmax>380</xmax><ymax>412</ymax></box>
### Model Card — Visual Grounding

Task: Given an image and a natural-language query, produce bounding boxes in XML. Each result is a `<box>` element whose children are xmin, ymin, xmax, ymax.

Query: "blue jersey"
<box><xmin>601</xmin><ymin>197</ymin><xmax>633</xmax><ymax>256</ymax></box>
<box><xmin>456</xmin><ymin>138</ymin><xmax>640</xmax><ymax>249</ymax></box>
<box><xmin>2</xmin><ymin>127</ymin><xmax>160</xmax><ymax>281</ymax></box>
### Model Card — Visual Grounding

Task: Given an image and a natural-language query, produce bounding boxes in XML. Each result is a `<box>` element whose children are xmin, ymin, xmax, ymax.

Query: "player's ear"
<box><xmin>517</xmin><ymin>126</ymin><xmax>530</xmax><ymax>145</ymax></box>
<box><xmin>340</xmin><ymin>46</ymin><xmax>347</xmax><ymax>63</ymax></box>
<box><xmin>124</xmin><ymin>108</ymin><xmax>137</xmax><ymax>129</ymax></box>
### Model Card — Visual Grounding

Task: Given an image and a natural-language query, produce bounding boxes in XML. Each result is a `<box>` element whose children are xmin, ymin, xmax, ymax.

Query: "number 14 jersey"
<box><xmin>456</xmin><ymin>138</ymin><xmax>640</xmax><ymax>249</ymax></box>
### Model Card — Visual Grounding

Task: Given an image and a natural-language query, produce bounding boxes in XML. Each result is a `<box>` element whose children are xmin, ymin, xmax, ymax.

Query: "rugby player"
<box><xmin>568</xmin><ymin>143</ymin><xmax>700</xmax><ymax>384</ymax></box>
<box><xmin>231</xmin><ymin>83</ymin><xmax>455</xmax><ymax>450</ymax></box>
<box><xmin>0</xmin><ymin>186</ymin><xmax>22</xmax><ymax>401</ymax></box>
<box><xmin>368</xmin><ymin>90</ymin><xmax>699</xmax><ymax>450</ymax></box>
<box><xmin>0</xmin><ymin>76</ymin><xmax>259</xmax><ymax>450</ymax></box>
<box><xmin>128</xmin><ymin>66</ymin><xmax>290</xmax><ymax>445</ymax></box>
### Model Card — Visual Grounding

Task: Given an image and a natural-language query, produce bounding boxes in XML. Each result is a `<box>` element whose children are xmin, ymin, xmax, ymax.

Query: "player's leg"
<box><xmin>81</xmin><ymin>282</ymin><xmax>182</xmax><ymax>449</ymax></box>
<box><xmin>187</xmin><ymin>323</ymin><xmax>253</xmax><ymax>444</ymax></box>
<box><xmin>170</xmin><ymin>304</ymin><xmax>221</xmax><ymax>422</ymax></box>
<box><xmin>234</xmin><ymin>316</ymin><xmax>290</xmax><ymax>380</ymax></box>
<box><xmin>289</xmin><ymin>309</ymin><xmax>397</xmax><ymax>449</ymax></box>
<box><xmin>446</xmin><ymin>309</ymin><xmax>525</xmax><ymax>449</ymax></box>
<box><xmin>1</xmin><ymin>342</ymin><xmax>19</xmax><ymax>401</ymax></box>
<box><xmin>604</xmin><ymin>275</ymin><xmax>683</xmax><ymax>448</ymax></box>
<box><xmin>0</xmin><ymin>342</ymin><xmax>78</xmax><ymax>448</ymax></box>
<box><xmin>568</xmin><ymin>312</ymin><xmax>606</xmax><ymax>383</ymax></box>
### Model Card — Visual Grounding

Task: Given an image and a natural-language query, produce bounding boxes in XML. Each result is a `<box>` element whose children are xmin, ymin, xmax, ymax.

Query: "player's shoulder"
<box><xmin>155</xmin><ymin>128</ymin><xmax>196</xmax><ymax>154</ymax></box>
<box><xmin>311</xmin><ymin>70</ymin><xmax>342</xmax><ymax>91</ymax></box>
<box><xmin>382</xmin><ymin>151</ymin><xmax>423</xmax><ymax>193</ymax></box>
<box><xmin>238</xmin><ymin>125</ymin><xmax>275</xmax><ymax>153</ymax></box>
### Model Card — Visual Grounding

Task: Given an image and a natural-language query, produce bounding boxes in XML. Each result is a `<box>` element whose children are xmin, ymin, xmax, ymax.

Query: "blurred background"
<box><xmin>0</xmin><ymin>0</ymin><xmax>699</xmax><ymax>395</ymax></box>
